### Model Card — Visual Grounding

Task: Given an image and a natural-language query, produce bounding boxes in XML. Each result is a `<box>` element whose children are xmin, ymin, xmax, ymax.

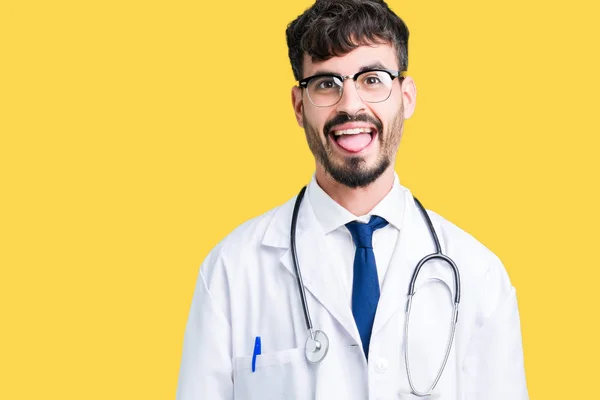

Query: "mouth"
<box><xmin>329</xmin><ymin>126</ymin><xmax>377</xmax><ymax>154</ymax></box>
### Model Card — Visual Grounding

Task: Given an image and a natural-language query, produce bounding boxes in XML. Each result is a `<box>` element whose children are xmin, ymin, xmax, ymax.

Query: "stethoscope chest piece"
<box><xmin>305</xmin><ymin>330</ymin><xmax>329</xmax><ymax>364</ymax></box>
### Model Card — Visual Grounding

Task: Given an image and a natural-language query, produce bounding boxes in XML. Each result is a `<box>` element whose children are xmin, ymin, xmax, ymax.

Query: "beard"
<box><xmin>303</xmin><ymin>108</ymin><xmax>404</xmax><ymax>188</ymax></box>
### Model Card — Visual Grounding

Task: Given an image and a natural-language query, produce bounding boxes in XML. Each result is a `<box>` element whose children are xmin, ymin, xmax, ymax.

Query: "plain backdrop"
<box><xmin>1</xmin><ymin>0</ymin><xmax>599</xmax><ymax>398</ymax></box>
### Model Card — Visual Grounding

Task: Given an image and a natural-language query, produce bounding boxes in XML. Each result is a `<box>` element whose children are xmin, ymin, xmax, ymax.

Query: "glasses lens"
<box><xmin>307</xmin><ymin>75</ymin><xmax>343</xmax><ymax>107</ymax></box>
<box><xmin>355</xmin><ymin>71</ymin><xmax>393</xmax><ymax>103</ymax></box>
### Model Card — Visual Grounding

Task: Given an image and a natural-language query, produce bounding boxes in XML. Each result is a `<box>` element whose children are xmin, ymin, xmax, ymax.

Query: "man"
<box><xmin>177</xmin><ymin>0</ymin><xmax>529</xmax><ymax>399</ymax></box>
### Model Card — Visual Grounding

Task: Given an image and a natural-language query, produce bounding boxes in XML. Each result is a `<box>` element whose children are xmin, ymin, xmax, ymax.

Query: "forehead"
<box><xmin>302</xmin><ymin>43</ymin><xmax>398</xmax><ymax>78</ymax></box>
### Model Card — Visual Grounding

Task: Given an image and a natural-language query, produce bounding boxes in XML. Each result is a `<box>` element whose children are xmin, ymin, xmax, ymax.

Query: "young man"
<box><xmin>177</xmin><ymin>1</ymin><xmax>529</xmax><ymax>399</ymax></box>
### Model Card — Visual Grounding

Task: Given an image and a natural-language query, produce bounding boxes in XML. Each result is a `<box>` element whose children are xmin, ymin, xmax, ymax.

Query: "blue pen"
<box><xmin>251</xmin><ymin>336</ymin><xmax>261</xmax><ymax>372</ymax></box>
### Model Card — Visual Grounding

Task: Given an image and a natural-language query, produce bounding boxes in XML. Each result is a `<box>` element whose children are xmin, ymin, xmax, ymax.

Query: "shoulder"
<box><xmin>425</xmin><ymin>208</ymin><xmax>499</xmax><ymax>263</ymax></box>
<box><xmin>421</xmin><ymin>205</ymin><xmax>513</xmax><ymax>295</ymax></box>
<box><xmin>199</xmin><ymin>194</ymin><xmax>297</xmax><ymax>285</ymax></box>
<box><xmin>421</xmin><ymin>204</ymin><xmax>516</xmax><ymax>318</ymax></box>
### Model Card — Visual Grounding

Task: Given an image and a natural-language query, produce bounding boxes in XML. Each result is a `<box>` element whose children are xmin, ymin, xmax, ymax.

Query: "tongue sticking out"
<box><xmin>335</xmin><ymin>133</ymin><xmax>372</xmax><ymax>153</ymax></box>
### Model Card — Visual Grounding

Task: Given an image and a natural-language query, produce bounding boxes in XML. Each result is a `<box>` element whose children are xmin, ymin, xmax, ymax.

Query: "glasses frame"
<box><xmin>298</xmin><ymin>69</ymin><xmax>406</xmax><ymax>107</ymax></box>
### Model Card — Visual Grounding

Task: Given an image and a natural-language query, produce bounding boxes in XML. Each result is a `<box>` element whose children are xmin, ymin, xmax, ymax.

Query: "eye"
<box><xmin>315</xmin><ymin>78</ymin><xmax>337</xmax><ymax>90</ymax></box>
<box><xmin>363</xmin><ymin>75</ymin><xmax>382</xmax><ymax>85</ymax></box>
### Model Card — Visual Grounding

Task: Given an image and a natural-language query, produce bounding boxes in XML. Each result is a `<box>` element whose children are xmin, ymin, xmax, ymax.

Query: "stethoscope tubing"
<box><xmin>290</xmin><ymin>185</ymin><xmax>462</xmax><ymax>394</ymax></box>
<box><xmin>411</xmin><ymin>197</ymin><xmax>461</xmax><ymax>304</ymax></box>
<box><xmin>290</xmin><ymin>186</ymin><xmax>315</xmax><ymax>337</ymax></box>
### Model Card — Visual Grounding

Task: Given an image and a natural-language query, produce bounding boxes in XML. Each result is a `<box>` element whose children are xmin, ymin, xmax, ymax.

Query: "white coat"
<box><xmin>177</xmin><ymin>184</ymin><xmax>529</xmax><ymax>400</ymax></box>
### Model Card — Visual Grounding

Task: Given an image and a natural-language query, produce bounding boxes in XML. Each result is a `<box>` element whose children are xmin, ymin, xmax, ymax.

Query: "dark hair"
<box><xmin>285</xmin><ymin>0</ymin><xmax>410</xmax><ymax>81</ymax></box>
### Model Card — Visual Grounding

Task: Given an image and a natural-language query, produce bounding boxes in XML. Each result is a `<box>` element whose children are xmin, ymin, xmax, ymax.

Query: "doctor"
<box><xmin>177</xmin><ymin>0</ymin><xmax>529</xmax><ymax>399</ymax></box>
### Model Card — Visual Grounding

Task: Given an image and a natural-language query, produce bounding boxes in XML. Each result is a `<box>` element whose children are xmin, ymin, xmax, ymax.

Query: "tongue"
<box><xmin>336</xmin><ymin>133</ymin><xmax>372</xmax><ymax>152</ymax></box>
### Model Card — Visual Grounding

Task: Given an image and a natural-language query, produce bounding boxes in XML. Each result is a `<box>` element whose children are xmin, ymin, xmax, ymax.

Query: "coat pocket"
<box><xmin>233</xmin><ymin>347</ymin><xmax>313</xmax><ymax>400</ymax></box>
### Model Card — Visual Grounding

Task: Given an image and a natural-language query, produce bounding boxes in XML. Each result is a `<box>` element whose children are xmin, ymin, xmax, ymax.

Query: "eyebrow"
<box><xmin>311</xmin><ymin>62</ymin><xmax>390</xmax><ymax>77</ymax></box>
<box><xmin>357</xmin><ymin>62</ymin><xmax>388</xmax><ymax>73</ymax></box>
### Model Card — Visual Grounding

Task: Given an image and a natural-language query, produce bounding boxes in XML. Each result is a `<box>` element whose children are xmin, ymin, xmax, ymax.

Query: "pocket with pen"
<box><xmin>232</xmin><ymin>347</ymin><xmax>313</xmax><ymax>400</ymax></box>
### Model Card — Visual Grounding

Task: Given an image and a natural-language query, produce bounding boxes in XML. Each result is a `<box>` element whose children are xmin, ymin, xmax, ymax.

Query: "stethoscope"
<box><xmin>290</xmin><ymin>186</ymin><xmax>461</xmax><ymax>397</ymax></box>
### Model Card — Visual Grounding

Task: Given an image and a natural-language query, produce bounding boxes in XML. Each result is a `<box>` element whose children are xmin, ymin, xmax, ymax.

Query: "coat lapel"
<box><xmin>263</xmin><ymin>194</ymin><xmax>361</xmax><ymax>345</ymax></box>
<box><xmin>372</xmin><ymin>191</ymin><xmax>438</xmax><ymax>337</ymax></box>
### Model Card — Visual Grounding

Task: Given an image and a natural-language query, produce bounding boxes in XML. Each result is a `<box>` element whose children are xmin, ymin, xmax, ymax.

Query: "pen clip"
<box><xmin>251</xmin><ymin>336</ymin><xmax>261</xmax><ymax>372</ymax></box>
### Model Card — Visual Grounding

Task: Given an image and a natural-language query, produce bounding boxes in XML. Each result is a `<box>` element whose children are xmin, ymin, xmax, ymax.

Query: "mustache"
<box><xmin>323</xmin><ymin>113</ymin><xmax>383</xmax><ymax>136</ymax></box>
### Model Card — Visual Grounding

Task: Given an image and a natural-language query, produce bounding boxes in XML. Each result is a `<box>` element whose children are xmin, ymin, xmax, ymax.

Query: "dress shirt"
<box><xmin>306</xmin><ymin>173</ymin><xmax>405</xmax><ymax>307</ymax></box>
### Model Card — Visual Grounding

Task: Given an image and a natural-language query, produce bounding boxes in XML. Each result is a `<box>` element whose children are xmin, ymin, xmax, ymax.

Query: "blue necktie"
<box><xmin>346</xmin><ymin>215</ymin><xmax>388</xmax><ymax>359</ymax></box>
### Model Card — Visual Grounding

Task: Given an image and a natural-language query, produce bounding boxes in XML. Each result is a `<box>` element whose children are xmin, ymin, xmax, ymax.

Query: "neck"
<box><xmin>315</xmin><ymin>165</ymin><xmax>396</xmax><ymax>216</ymax></box>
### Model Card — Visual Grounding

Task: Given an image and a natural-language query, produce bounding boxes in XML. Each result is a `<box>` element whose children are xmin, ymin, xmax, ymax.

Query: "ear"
<box><xmin>291</xmin><ymin>86</ymin><xmax>304</xmax><ymax>128</ymax></box>
<box><xmin>400</xmin><ymin>76</ymin><xmax>417</xmax><ymax>119</ymax></box>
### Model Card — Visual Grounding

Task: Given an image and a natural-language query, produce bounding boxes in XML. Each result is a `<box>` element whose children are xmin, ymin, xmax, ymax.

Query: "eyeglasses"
<box><xmin>299</xmin><ymin>69</ymin><xmax>405</xmax><ymax>107</ymax></box>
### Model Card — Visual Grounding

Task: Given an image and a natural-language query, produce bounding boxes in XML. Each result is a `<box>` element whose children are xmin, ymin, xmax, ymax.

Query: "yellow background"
<box><xmin>1</xmin><ymin>0</ymin><xmax>598</xmax><ymax>398</ymax></box>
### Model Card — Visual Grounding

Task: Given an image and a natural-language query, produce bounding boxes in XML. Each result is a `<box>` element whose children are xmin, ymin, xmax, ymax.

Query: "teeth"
<box><xmin>333</xmin><ymin>128</ymin><xmax>373</xmax><ymax>136</ymax></box>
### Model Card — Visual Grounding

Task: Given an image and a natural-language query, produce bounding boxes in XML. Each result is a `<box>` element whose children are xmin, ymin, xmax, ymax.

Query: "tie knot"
<box><xmin>345</xmin><ymin>215</ymin><xmax>388</xmax><ymax>249</ymax></box>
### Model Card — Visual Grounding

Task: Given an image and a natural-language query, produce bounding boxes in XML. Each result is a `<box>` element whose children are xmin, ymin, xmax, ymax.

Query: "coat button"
<box><xmin>374</xmin><ymin>357</ymin><xmax>389</xmax><ymax>373</ymax></box>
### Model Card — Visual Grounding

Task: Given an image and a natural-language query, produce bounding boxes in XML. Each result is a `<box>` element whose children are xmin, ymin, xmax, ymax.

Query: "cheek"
<box><xmin>381</xmin><ymin>100</ymin><xmax>404</xmax><ymax>122</ymax></box>
<box><xmin>304</xmin><ymin>110</ymin><xmax>329</xmax><ymax>136</ymax></box>
<box><xmin>385</xmin><ymin>90</ymin><xmax>404</xmax><ymax>114</ymax></box>
<box><xmin>370</xmin><ymin>107</ymin><xmax>393</xmax><ymax>130</ymax></box>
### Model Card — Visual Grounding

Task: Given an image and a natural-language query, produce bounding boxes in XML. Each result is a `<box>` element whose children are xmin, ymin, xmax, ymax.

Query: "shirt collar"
<box><xmin>306</xmin><ymin>172</ymin><xmax>405</xmax><ymax>234</ymax></box>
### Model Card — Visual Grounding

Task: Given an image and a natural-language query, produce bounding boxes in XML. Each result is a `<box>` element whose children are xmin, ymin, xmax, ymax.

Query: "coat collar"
<box><xmin>260</xmin><ymin>184</ymin><xmax>451</xmax><ymax>344</ymax></box>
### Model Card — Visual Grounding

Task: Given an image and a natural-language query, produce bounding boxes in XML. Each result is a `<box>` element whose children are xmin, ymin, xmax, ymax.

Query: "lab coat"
<box><xmin>177</xmin><ymin>186</ymin><xmax>529</xmax><ymax>400</ymax></box>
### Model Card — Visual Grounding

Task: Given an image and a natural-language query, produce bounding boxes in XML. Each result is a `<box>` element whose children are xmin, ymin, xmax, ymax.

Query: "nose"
<box><xmin>334</xmin><ymin>79</ymin><xmax>366</xmax><ymax>116</ymax></box>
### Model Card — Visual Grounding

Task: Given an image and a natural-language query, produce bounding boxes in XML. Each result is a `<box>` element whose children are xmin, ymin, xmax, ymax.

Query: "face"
<box><xmin>292</xmin><ymin>43</ymin><xmax>416</xmax><ymax>188</ymax></box>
